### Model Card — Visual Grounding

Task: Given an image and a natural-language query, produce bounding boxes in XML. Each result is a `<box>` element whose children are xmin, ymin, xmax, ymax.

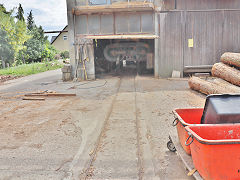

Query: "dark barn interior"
<box><xmin>94</xmin><ymin>39</ymin><xmax>154</xmax><ymax>77</ymax></box>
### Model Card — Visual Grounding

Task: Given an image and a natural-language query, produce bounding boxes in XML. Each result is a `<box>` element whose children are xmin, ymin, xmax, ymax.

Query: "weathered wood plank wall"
<box><xmin>158</xmin><ymin>11</ymin><xmax>184</xmax><ymax>77</ymax></box>
<box><xmin>158</xmin><ymin>10</ymin><xmax>240</xmax><ymax>77</ymax></box>
<box><xmin>184</xmin><ymin>11</ymin><xmax>223</xmax><ymax>67</ymax></box>
<box><xmin>163</xmin><ymin>0</ymin><xmax>240</xmax><ymax>10</ymax></box>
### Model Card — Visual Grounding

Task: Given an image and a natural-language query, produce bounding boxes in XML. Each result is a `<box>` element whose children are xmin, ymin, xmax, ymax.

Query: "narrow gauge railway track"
<box><xmin>81</xmin><ymin>77</ymin><xmax>122</xmax><ymax>179</ymax></box>
<box><xmin>134</xmin><ymin>77</ymin><xmax>144</xmax><ymax>180</ymax></box>
<box><xmin>82</xmin><ymin>75</ymin><xmax>144</xmax><ymax>180</ymax></box>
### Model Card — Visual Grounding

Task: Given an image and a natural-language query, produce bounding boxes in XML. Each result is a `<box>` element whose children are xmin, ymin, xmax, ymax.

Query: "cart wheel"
<box><xmin>167</xmin><ymin>140</ymin><xmax>176</xmax><ymax>152</ymax></box>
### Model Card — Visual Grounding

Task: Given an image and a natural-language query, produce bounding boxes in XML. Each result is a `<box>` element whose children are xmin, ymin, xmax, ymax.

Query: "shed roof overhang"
<box><xmin>73</xmin><ymin>2</ymin><xmax>155</xmax><ymax>15</ymax></box>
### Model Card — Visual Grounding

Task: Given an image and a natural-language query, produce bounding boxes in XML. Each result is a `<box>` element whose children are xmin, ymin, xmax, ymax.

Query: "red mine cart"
<box><xmin>167</xmin><ymin>108</ymin><xmax>204</xmax><ymax>179</ymax></box>
<box><xmin>168</xmin><ymin>94</ymin><xmax>240</xmax><ymax>180</ymax></box>
<box><xmin>185</xmin><ymin>124</ymin><xmax>240</xmax><ymax>180</ymax></box>
<box><xmin>170</xmin><ymin>108</ymin><xmax>203</xmax><ymax>154</ymax></box>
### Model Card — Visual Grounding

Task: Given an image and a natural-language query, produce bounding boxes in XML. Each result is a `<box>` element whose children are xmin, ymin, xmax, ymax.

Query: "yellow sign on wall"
<box><xmin>188</xmin><ymin>39</ymin><xmax>194</xmax><ymax>48</ymax></box>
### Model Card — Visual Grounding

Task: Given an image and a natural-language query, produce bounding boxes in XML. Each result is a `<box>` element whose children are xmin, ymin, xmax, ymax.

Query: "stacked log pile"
<box><xmin>220</xmin><ymin>52</ymin><xmax>240</xmax><ymax>68</ymax></box>
<box><xmin>212</xmin><ymin>63</ymin><xmax>240</xmax><ymax>86</ymax></box>
<box><xmin>189</xmin><ymin>52</ymin><xmax>240</xmax><ymax>95</ymax></box>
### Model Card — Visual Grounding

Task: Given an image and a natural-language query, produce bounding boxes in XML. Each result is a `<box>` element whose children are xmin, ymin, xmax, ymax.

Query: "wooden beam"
<box><xmin>73</xmin><ymin>2</ymin><xmax>155</xmax><ymax>15</ymax></box>
<box><xmin>77</xmin><ymin>34</ymin><xmax>159</xmax><ymax>40</ymax></box>
<box><xmin>184</xmin><ymin>65</ymin><xmax>213</xmax><ymax>73</ymax></box>
<box><xmin>25</xmin><ymin>93</ymin><xmax>76</xmax><ymax>97</ymax></box>
<box><xmin>22</xmin><ymin>97</ymin><xmax>45</xmax><ymax>101</ymax></box>
<box><xmin>44</xmin><ymin>30</ymin><xmax>68</xmax><ymax>34</ymax></box>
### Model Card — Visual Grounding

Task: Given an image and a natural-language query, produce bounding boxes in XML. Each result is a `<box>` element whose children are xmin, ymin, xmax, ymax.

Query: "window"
<box><xmin>88</xmin><ymin>0</ymin><xmax>110</xmax><ymax>5</ymax></box>
<box><xmin>63</xmin><ymin>35</ymin><xmax>68</xmax><ymax>40</ymax></box>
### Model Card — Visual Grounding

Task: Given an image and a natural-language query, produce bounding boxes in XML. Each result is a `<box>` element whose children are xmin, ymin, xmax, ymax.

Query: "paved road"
<box><xmin>0</xmin><ymin>70</ymin><xmax>205</xmax><ymax>179</ymax></box>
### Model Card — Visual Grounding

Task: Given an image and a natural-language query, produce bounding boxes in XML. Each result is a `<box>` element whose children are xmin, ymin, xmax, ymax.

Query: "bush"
<box><xmin>0</xmin><ymin>61</ymin><xmax>63</xmax><ymax>76</ymax></box>
<box><xmin>42</xmin><ymin>42</ymin><xmax>57</xmax><ymax>61</ymax></box>
<box><xmin>54</xmin><ymin>54</ymin><xmax>61</xmax><ymax>60</ymax></box>
<box><xmin>60</xmin><ymin>51</ymin><xmax>69</xmax><ymax>59</ymax></box>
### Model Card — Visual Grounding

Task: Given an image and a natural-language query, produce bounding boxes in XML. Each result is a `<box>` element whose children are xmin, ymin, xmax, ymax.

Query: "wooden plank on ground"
<box><xmin>22</xmin><ymin>97</ymin><xmax>45</xmax><ymax>101</ymax></box>
<box><xmin>45</xmin><ymin>93</ymin><xmax>76</xmax><ymax>97</ymax></box>
<box><xmin>169</xmin><ymin>132</ymin><xmax>203</xmax><ymax>180</ymax></box>
<box><xmin>25</xmin><ymin>93</ymin><xmax>76</xmax><ymax>97</ymax></box>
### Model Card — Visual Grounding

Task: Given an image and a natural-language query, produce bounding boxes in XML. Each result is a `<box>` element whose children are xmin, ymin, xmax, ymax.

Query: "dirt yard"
<box><xmin>0</xmin><ymin>70</ymin><xmax>205</xmax><ymax>179</ymax></box>
<box><xmin>0</xmin><ymin>75</ymin><xmax>21</xmax><ymax>83</ymax></box>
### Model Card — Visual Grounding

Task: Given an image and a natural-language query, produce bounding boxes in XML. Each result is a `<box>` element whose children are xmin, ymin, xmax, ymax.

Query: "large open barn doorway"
<box><xmin>94</xmin><ymin>39</ymin><xmax>154</xmax><ymax>77</ymax></box>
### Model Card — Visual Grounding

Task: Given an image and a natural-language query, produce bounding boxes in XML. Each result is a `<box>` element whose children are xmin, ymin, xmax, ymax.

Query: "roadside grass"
<box><xmin>0</xmin><ymin>61</ymin><xmax>63</xmax><ymax>76</ymax></box>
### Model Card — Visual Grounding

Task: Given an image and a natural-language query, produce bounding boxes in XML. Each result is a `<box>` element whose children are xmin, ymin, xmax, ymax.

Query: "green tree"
<box><xmin>0</xmin><ymin>3</ymin><xmax>57</xmax><ymax>66</ymax></box>
<box><xmin>14</xmin><ymin>20</ymin><xmax>30</xmax><ymax>65</ymax></box>
<box><xmin>27</xmin><ymin>10</ymin><xmax>34</xmax><ymax>30</ymax></box>
<box><xmin>20</xmin><ymin>25</ymin><xmax>49</xmax><ymax>63</ymax></box>
<box><xmin>38</xmin><ymin>26</ymin><xmax>47</xmax><ymax>42</ymax></box>
<box><xmin>0</xmin><ymin>4</ymin><xmax>30</xmax><ymax>65</ymax></box>
<box><xmin>16</xmin><ymin>3</ymin><xmax>24</xmax><ymax>21</ymax></box>
<box><xmin>0</xmin><ymin>29</ymin><xmax>14</xmax><ymax>67</ymax></box>
<box><xmin>0</xmin><ymin>4</ymin><xmax>10</xmax><ymax>14</ymax></box>
<box><xmin>15</xmin><ymin>20</ymin><xmax>29</xmax><ymax>54</ymax></box>
<box><xmin>42</xmin><ymin>41</ymin><xmax>57</xmax><ymax>61</ymax></box>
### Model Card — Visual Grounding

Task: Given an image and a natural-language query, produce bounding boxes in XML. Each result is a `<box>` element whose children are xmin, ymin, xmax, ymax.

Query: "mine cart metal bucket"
<box><xmin>172</xmin><ymin>108</ymin><xmax>203</xmax><ymax>155</ymax></box>
<box><xmin>185</xmin><ymin>124</ymin><xmax>240</xmax><ymax>180</ymax></box>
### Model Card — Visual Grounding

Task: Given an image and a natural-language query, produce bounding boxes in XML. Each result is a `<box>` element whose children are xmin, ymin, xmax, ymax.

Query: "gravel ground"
<box><xmin>0</xmin><ymin>70</ymin><xmax>205</xmax><ymax>180</ymax></box>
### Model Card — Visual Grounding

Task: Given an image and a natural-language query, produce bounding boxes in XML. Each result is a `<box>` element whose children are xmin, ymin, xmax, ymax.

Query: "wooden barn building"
<box><xmin>66</xmin><ymin>0</ymin><xmax>240</xmax><ymax>80</ymax></box>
